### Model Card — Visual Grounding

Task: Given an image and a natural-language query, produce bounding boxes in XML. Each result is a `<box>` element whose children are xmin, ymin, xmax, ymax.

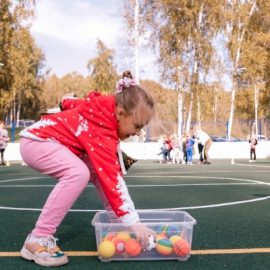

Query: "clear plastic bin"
<box><xmin>92</xmin><ymin>210</ymin><xmax>196</xmax><ymax>262</ymax></box>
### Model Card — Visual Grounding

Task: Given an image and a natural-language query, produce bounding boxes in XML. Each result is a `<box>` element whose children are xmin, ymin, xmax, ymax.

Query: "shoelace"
<box><xmin>40</xmin><ymin>236</ymin><xmax>59</xmax><ymax>254</ymax></box>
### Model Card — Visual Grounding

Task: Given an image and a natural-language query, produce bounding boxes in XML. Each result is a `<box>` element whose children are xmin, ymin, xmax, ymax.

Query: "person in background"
<box><xmin>249</xmin><ymin>133</ymin><xmax>258</xmax><ymax>162</ymax></box>
<box><xmin>162</xmin><ymin>134</ymin><xmax>171</xmax><ymax>163</ymax></box>
<box><xmin>157</xmin><ymin>135</ymin><xmax>164</xmax><ymax>163</ymax></box>
<box><xmin>181</xmin><ymin>131</ymin><xmax>187</xmax><ymax>164</ymax></box>
<box><xmin>0</xmin><ymin>120</ymin><xmax>10</xmax><ymax>166</ymax></box>
<box><xmin>193</xmin><ymin>125</ymin><xmax>204</xmax><ymax>164</ymax></box>
<box><xmin>185</xmin><ymin>133</ymin><xmax>196</xmax><ymax>165</ymax></box>
<box><xmin>171</xmin><ymin>134</ymin><xmax>181</xmax><ymax>164</ymax></box>
<box><xmin>194</xmin><ymin>126</ymin><xmax>212</xmax><ymax>164</ymax></box>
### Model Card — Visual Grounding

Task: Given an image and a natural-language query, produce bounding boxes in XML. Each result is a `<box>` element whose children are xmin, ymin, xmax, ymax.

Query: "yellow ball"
<box><xmin>169</xmin><ymin>235</ymin><xmax>182</xmax><ymax>245</ymax></box>
<box><xmin>98</xmin><ymin>240</ymin><xmax>115</xmax><ymax>258</ymax></box>
<box><xmin>117</xmin><ymin>231</ymin><xmax>131</xmax><ymax>242</ymax></box>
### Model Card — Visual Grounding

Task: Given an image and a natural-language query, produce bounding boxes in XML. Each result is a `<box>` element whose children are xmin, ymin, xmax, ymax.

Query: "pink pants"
<box><xmin>20</xmin><ymin>138</ymin><xmax>118</xmax><ymax>237</ymax></box>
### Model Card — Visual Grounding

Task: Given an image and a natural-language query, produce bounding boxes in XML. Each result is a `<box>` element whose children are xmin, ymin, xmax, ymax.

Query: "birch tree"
<box><xmin>142</xmin><ymin>0</ymin><xmax>225</xmax><ymax>133</ymax></box>
<box><xmin>226</xmin><ymin>0</ymin><xmax>257</xmax><ymax>139</ymax></box>
<box><xmin>120</xmin><ymin>0</ymin><xmax>147</xmax><ymax>82</ymax></box>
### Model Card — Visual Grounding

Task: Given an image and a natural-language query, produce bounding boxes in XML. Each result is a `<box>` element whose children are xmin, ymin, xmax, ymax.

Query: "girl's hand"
<box><xmin>128</xmin><ymin>221</ymin><xmax>156</xmax><ymax>249</ymax></box>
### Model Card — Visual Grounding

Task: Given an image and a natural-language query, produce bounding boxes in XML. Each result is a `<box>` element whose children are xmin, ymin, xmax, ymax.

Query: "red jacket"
<box><xmin>20</xmin><ymin>91</ymin><xmax>139</xmax><ymax>225</ymax></box>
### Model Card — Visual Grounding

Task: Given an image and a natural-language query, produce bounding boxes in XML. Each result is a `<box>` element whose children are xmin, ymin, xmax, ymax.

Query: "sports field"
<box><xmin>0</xmin><ymin>159</ymin><xmax>270</xmax><ymax>269</ymax></box>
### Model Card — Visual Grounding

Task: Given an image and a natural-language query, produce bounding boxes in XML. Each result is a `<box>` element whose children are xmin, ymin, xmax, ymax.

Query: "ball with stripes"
<box><xmin>156</xmin><ymin>239</ymin><xmax>173</xmax><ymax>255</ymax></box>
<box><xmin>154</xmin><ymin>223</ymin><xmax>168</xmax><ymax>234</ymax></box>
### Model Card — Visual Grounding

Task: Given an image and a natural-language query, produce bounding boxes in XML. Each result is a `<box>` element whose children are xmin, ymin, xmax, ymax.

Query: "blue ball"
<box><xmin>166</xmin><ymin>225</ymin><xmax>181</xmax><ymax>238</ymax></box>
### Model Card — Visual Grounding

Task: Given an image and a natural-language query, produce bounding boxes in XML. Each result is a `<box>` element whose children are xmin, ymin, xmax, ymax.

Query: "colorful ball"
<box><xmin>169</xmin><ymin>235</ymin><xmax>182</xmax><ymax>245</ymax></box>
<box><xmin>156</xmin><ymin>239</ymin><xmax>173</xmax><ymax>256</ymax></box>
<box><xmin>125</xmin><ymin>239</ymin><xmax>142</xmax><ymax>257</ymax></box>
<box><xmin>130</xmin><ymin>233</ymin><xmax>137</xmax><ymax>239</ymax></box>
<box><xmin>104</xmin><ymin>233</ymin><xmax>116</xmax><ymax>241</ymax></box>
<box><xmin>102</xmin><ymin>232</ymin><xmax>109</xmax><ymax>240</ymax></box>
<box><xmin>166</xmin><ymin>225</ymin><xmax>181</xmax><ymax>238</ymax></box>
<box><xmin>155</xmin><ymin>223</ymin><xmax>168</xmax><ymax>233</ymax></box>
<box><xmin>173</xmin><ymin>239</ymin><xmax>191</xmax><ymax>257</ymax></box>
<box><xmin>98</xmin><ymin>240</ymin><xmax>115</xmax><ymax>258</ymax></box>
<box><xmin>117</xmin><ymin>231</ymin><xmax>131</xmax><ymax>242</ymax></box>
<box><xmin>156</xmin><ymin>233</ymin><xmax>168</xmax><ymax>242</ymax></box>
<box><xmin>112</xmin><ymin>237</ymin><xmax>126</xmax><ymax>254</ymax></box>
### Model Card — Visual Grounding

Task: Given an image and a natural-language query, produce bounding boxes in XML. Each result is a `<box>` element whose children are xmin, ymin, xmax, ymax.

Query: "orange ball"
<box><xmin>104</xmin><ymin>233</ymin><xmax>116</xmax><ymax>241</ymax></box>
<box><xmin>173</xmin><ymin>239</ymin><xmax>191</xmax><ymax>257</ymax></box>
<box><xmin>125</xmin><ymin>239</ymin><xmax>142</xmax><ymax>257</ymax></box>
<box><xmin>156</xmin><ymin>233</ymin><xmax>168</xmax><ymax>242</ymax></box>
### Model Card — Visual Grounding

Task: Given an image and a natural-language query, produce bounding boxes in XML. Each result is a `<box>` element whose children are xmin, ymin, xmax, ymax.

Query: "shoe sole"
<box><xmin>21</xmin><ymin>246</ymin><xmax>69</xmax><ymax>267</ymax></box>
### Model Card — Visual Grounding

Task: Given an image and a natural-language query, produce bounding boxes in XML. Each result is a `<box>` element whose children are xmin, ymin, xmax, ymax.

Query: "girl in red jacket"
<box><xmin>19</xmin><ymin>71</ymin><xmax>156</xmax><ymax>267</ymax></box>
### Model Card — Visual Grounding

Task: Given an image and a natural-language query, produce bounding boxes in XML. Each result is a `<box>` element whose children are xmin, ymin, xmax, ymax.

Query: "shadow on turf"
<box><xmin>253</xmin><ymin>194</ymin><xmax>270</xmax><ymax>197</ymax></box>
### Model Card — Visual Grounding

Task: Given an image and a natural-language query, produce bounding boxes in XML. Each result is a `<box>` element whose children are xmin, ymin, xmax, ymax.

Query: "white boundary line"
<box><xmin>233</xmin><ymin>163</ymin><xmax>270</xmax><ymax>168</ymax></box>
<box><xmin>0</xmin><ymin>176</ymin><xmax>269</xmax><ymax>211</ymax></box>
<box><xmin>0</xmin><ymin>183</ymin><xmax>262</xmax><ymax>187</ymax></box>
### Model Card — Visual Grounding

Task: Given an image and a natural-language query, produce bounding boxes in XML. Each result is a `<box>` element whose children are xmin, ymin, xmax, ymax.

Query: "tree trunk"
<box><xmin>227</xmin><ymin>0</ymin><xmax>257</xmax><ymax>139</ymax></box>
<box><xmin>178</xmin><ymin>91</ymin><xmax>183</xmax><ymax>136</ymax></box>
<box><xmin>134</xmin><ymin>0</ymin><xmax>139</xmax><ymax>82</ymax></box>
<box><xmin>214</xmin><ymin>92</ymin><xmax>218</xmax><ymax>122</ymax></box>
<box><xmin>197</xmin><ymin>94</ymin><xmax>201</xmax><ymax>126</ymax></box>
<box><xmin>186</xmin><ymin>93</ymin><xmax>193</xmax><ymax>132</ymax></box>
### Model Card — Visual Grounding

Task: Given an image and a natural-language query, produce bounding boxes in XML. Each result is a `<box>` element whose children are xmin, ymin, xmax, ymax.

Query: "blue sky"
<box><xmin>30</xmin><ymin>0</ymin><xmax>159</xmax><ymax>81</ymax></box>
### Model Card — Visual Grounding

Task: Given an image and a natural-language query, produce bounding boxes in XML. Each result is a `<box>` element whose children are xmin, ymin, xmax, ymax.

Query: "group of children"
<box><xmin>157</xmin><ymin>127</ymin><xmax>212</xmax><ymax>165</ymax></box>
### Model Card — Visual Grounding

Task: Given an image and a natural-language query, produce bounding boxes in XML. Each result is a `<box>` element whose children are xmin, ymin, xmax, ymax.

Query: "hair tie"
<box><xmin>116</xmin><ymin>77</ymin><xmax>136</xmax><ymax>93</ymax></box>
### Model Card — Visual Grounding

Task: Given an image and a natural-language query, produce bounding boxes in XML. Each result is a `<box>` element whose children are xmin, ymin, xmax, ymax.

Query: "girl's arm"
<box><xmin>84</xmin><ymin>134</ymin><xmax>156</xmax><ymax>246</ymax></box>
<box><xmin>60</xmin><ymin>93</ymin><xmax>84</xmax><ymax>111</ymax></box>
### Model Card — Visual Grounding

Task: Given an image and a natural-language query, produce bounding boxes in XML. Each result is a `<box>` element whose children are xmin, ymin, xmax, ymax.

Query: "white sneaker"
<box><xmin>249</xmin><ymin>160</ymin><xmax>252</xmax><ymax>163</ymax></box>
<box><xmin>21</xmin><ymin>235</ymin><xmax>68</xmax><ymax>267</ymax></box>
<box><xmin>253</xmin><ymin>160</ymin><xmax>256</xmax><ymax>162</ymax></box>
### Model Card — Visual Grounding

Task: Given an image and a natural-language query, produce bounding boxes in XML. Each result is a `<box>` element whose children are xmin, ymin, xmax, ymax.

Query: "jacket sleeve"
<box><xmin>61</xmin><ymin>97</ymin><xmax>84</xmax><ymax>111</ymax></box>
<box><xmin>84</xmin><ymin>133</ymin><xmax>139</xmax><ymax>226</ymax></box>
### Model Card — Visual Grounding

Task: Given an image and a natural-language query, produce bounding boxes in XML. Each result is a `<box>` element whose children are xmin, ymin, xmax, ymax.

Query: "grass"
<box><xmin>6</xmin><ymin>127</ymin><xmax>25</xmax><ymax>142</ymax></box>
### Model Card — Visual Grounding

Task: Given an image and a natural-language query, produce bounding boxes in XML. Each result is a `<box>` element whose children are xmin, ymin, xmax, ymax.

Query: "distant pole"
<box><xmin>147</xmin><ymin>124</ymin><xmax>150</xmax><ymax>142</ymax></box>
<box><xmin>12</xmin><ymin>122</ymin><xmax>15</xmax><ymax>142</ymax></box>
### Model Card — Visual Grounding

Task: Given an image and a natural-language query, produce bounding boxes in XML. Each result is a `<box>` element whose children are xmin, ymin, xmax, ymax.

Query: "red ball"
<box><xmin>112</xmin><ymin>237</ymin><xmax>126</xmax><ymax>254</ymax></box>
<box><xmin>125</xmin><ymin>239</ymin><xmax>142</xmax><ymax>257</ymax></box>
<box><xmin>173</xmin><ymin>239</ymin><xmax>191</xmax><ymax>257</ymax></box>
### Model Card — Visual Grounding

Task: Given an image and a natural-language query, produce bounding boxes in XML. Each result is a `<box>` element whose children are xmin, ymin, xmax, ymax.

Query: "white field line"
<box><xmin>0</xmin><ymin>176</ymin><xmax>269</xmax><ymax>211</ymax></box>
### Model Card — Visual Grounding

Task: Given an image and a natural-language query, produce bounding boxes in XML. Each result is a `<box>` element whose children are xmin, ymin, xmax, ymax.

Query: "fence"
<box><xmin>145</xmin><ymin>118</ymin><xmax>270</xmax><ymax>142</ymax></box>
<box><xmin>4</xmin><ymin>118</ymin><xmax>270</xmax><ymax>143</ymax></box>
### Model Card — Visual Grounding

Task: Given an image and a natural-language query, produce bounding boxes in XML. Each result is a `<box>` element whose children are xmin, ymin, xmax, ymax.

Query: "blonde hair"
<box><xmin>115</xmin><ymin>71</ymin><xmax>155</xmax><ymax>126</ymax></box>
